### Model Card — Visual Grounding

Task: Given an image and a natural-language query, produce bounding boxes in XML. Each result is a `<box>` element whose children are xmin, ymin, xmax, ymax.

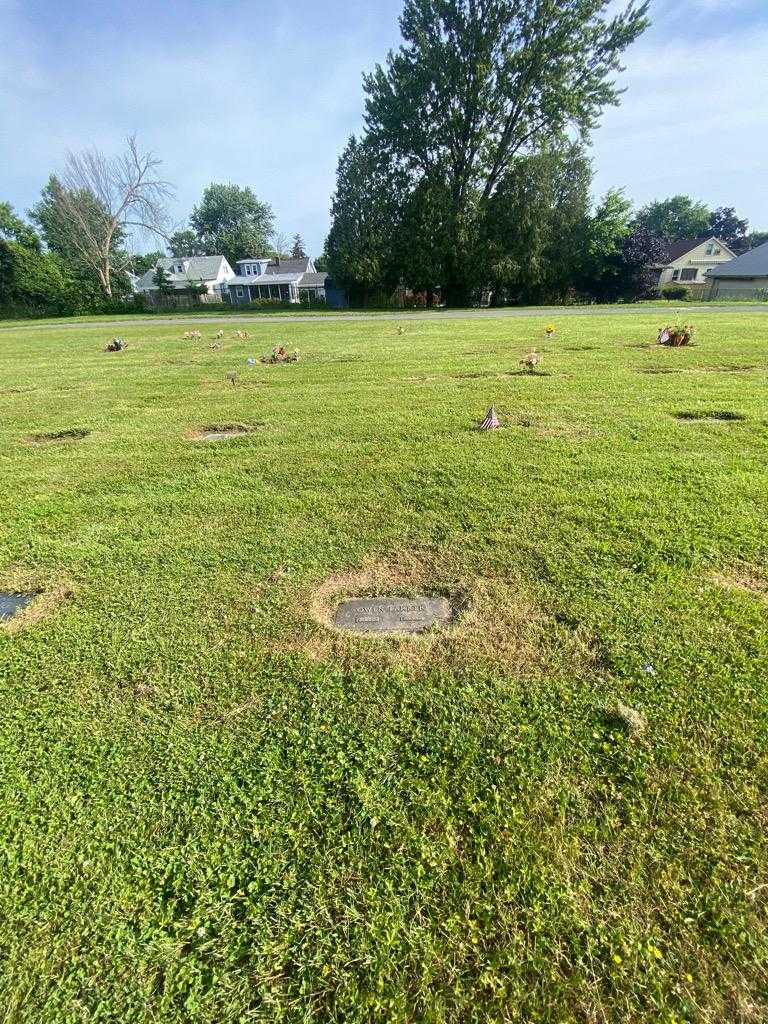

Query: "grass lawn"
<box><xmin>1</xmin><ymin>312</ymin><xmax>767</xmax><ymax>1022</ymax></box>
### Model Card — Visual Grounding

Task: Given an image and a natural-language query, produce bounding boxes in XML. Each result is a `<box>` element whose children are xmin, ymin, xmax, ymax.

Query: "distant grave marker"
<box><xmin>0</xmin><ymin>592</ymin><xmax>35</xmax><ymax>622</ymax></box>
<box><xmin>334</xmin><ymin>597</ymin><xmax>452</xmax><ymax>634</ymax></box>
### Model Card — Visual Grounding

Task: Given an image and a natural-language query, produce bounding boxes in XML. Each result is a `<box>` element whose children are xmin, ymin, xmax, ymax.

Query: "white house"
<box><xmin>135</xmin><ymin>256</ymin><xmax>235</xmax><ymax>300</ymax></box>
<box><xmin>653</xmin><ymin>237</ymin><xmax>735</xmax><ymax>291</ymax></box>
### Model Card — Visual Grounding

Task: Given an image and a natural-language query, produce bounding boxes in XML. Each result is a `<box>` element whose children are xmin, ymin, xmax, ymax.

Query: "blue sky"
<box><xmin>1</xmin><ymin>0</ymin><xmax>767</xmax><ymax>257</ymax></box>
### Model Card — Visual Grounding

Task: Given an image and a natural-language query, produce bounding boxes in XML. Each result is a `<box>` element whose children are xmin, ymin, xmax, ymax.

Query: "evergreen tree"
<box><xmin>290</xmin><ymin>234</ymin><xmax>307</xmax><ymax>259</ymax></box>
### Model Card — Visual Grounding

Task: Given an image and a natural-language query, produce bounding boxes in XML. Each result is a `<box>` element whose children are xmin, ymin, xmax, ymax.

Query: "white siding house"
<box><xmin>135</xmin><ymin>256</ymin><xmax>235</xmax><ymax>300</ymax></box>
<box><xmin>653</xmin><ymin>237</ymin><xmax>735</xmax><ymax>291</ymax></box>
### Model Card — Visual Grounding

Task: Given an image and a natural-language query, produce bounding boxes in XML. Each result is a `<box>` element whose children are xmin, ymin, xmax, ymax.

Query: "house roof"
<box><xmin>663</xmin><ymin>236</ymin><xmax>732</xmax><ymax>262</ymax></box>
<box><xmin>266</xmin><ymin>257</ymin><xmax>314</xmax><ymax>275</ymax></box>
<box><xmin>136</xmin><ymin>255</ymin><xmax>229</xmax><ymax>290</ymax></box>
<box><xmin>228</xmin><ymin>273</ymin><xmax>304</xmax><ymax>286</ymax></box>
<box><xmin>298</xmin><ymin>272</ymin><xmax>329</xmax><ymax>287</ymax></box>
<box><xmin>707</xmin><ymin>240</ymin><xmax>768</xmax><ymax>278</ymax></box>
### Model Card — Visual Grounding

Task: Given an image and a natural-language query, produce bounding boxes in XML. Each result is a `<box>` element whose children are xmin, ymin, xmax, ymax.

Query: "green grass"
<box><xmin>1</xmin><ymin>313</ymin><xmax>767</xmax><ymax>1022</ymax></box>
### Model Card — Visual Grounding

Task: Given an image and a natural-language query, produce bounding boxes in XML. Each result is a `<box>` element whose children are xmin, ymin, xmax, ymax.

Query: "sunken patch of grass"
<box><xmin>674</xmin><ymin>410</ymin><xmax>746</xmax><ymax>422</ymax></box>
<box><xmin>28</xmin><ymin>428</ymin><xmax>90</xmax><ymax>443</ymax></box>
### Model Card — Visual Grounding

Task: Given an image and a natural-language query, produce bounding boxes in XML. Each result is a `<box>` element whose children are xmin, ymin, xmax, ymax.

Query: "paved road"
<box><xmin>2</xmin><ymin>303</ymin><xmax>767</xmax><ymax>333</ymax></box>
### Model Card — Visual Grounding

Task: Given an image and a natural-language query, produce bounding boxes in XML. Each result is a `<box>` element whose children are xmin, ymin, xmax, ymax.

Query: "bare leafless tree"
<box><xmin>54</xmin><ymin>135</ymin><xmax>173</xmax><ymax>297</ymax></box>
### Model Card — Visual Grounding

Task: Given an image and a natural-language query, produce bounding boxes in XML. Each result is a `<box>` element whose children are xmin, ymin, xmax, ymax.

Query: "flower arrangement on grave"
<box><xmin>260</xmin><ymin>346</ymin><xmax>300</xmax><ymax>364</ymax></box>
<box><xmin>520</xmin><ymin>349</ymin><xmax>542</xmax><ymax>373</ymax></box>
<box><xmin>545</xmin><ymin>324</ymin><xmax>556</xmax><ymax>336</ymax></box>
<box><xmin>183</xmin><ymin>330</ymin><xmax>202</xmax><ymax>340</ymax></box>
<box><xmin>105</xmin><ymin>337</ymin><xmax>126</xmax><ymax>352</ymax></box>
<box><xmin>658</xmin><ymin>323</ymin><xmax>695</xmax><ymax>347</ymax></box>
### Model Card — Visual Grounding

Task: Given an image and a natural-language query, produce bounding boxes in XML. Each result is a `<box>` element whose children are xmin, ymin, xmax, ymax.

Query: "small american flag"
<box><xmin>478</xmin><ymin>406</ymin><xmax>501</xmax><ymax>430</ymax></box>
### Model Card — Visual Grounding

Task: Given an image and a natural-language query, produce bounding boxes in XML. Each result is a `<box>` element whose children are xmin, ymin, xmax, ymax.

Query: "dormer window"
<box><xmin>176</xmin><ymin>263</ymin><xmax>184</xmax><ymax>273</ymax></box>
<box><xmin>705</xmin><ymin>243</ymin><xmax>721</xmax><ymax>256</ymax></box>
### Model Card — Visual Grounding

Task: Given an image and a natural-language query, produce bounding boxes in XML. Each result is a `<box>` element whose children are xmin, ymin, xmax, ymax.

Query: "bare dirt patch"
<box><xmin>279</xmin><ymin>551</ymin><xmax>597</xmax><ymax>676</ymax></box>
<box><xmin>28</xmin><ymin>428</ymin><xmax>90</xmax><ymax>443</ymax></box>
<box><xmin>713</xmin><ymin>566</ymin><xmax>768</xmax><ymax>602</ymax></box>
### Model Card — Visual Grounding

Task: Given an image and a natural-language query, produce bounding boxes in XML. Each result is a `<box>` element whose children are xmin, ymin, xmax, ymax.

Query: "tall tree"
<box><xmin>576</xmin><ymin>188</ymin><xmax>633</xmax><ymax>299</ymax></box>
<box><xmin>190</xmin><ymin>184</ymin><xmax>274</xmax><ymax>267</ymax></box>
<box><xmin>0</xmin><ymin>202</ymin><xmax>40</xmax><ymax>250</ymax></box>
<box><xmin>481</xmin><ymin>141</ymin><xmax>593</xmax><ymax>304</ymax></box>
<box><xmin>290</xmin><ymin>234</ymin><xmax>307</xmax><ymax>259</ymax></box>
<box><xmin>168</xmin><ymin>229</ymin><xmax>207</xmax><ymax>257</ymax></box>
<box><xmin>326</xmin><ymin>136</ymin><xmax>408</xmax><ymax>301</ymax></box>
<box><xmin>747</xmin><ymin>230</ymin><xmax>768</xmax><ymax>250</ymax></box>
<box><xmin>634</xmin><ymin>195</ymin><xmax>710</xmax><ymax>241</ymax></box>
<box><xmin>28</xmin><ymin>137</ymin><xmax>172</xmax><ymax>297</ymax></box>
<box><xmin>360</xmin><ymin>0</ymin><xmax>649</xmax><ymax>304</ymax></box>
<box><xmin>708</xmin><ymin>206</ymin><xmax>749</xmax><ymax>252</ymax></box>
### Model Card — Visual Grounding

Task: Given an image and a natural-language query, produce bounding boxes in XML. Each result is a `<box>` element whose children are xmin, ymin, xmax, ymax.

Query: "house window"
<box><xmin>245</xmin><ymin>265</ymin><xmax>251</xmax><ymax>275</ymax></box>
<box><xmin>176</xmin><ymin>264</ymin><xmax>183</xmax><ymax>273</ymax></box>
<box><xmin>236</xmin><ymin>287</ymin><xmax>244</xmax><ymax>297</ymax></box>
<box><xmin>672</xmin><ymin>270</ymin><xmax>680</xmax><ymax>281</ymax></box>
<box><xmin>680</xmin><ymin>269</ymin><xmax>697</xmax><ymax>282</ymax></box>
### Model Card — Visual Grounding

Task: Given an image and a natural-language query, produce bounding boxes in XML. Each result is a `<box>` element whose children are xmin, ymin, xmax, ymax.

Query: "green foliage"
<box><xmin>326</xmin><ymin>137</ymin><xmax>407</xmax><ymax>300</ymax></box>
<box><xmin>355</xmin><ymin>0</ymin><xmax>649</xmax><ymax>304</ymax></box>
<box><xmin>482</xmin><ymin>142</ymin><xmax>593</xmax><ymax>304</ymax></box>
<box><xmin>0</xmin><ymin>202</ymin><xmax>40</xmax><ymax>250</ymax></box>
<box><xmin>290</xmin><ymin>234</ymin><xmax>307</xmax><ymax>259</ymax></box>
<box><xmin>0</xmin><ymin>240</ymin><xmax>72</xmax><ymax>315</ymax></box>
<box><xmin>169</xmin><ymin>229</ymin><xmax>207</xmax><ymax>258</ymax></box>
<box><xmin>0</xmin><ymin>313</ymin><xmax>767</xmax><ymax>1022</ymax></box>
<box><xmin>661</xmin><ymin>284</ymin><xmax>691</xmax><ymax>300</ymax></box>
<box><xmin>153</xmin><ymin>265</ymin><xmax>175</xmax><ymax>296</ymax></box>
<box><xmin>131</xmin><ymin>251</ymin><xmax>165</xmax><ymax>274</ymax></box>
<box><xmin>708</xmin><ymin>207</ymin><xmax>749</xmax><ymax>252</ymax></box>
<box><xmin>634</xmin><ymin>195</ymin><xmax>711</xmax><ymax>241</ymax></box>
<box><xmin>747</xmin><ymin>231</ymin><xmax>768</xmax><ymax>250</ymax></box>
<box><xmin>190</xmin><ymin>184</ymin><xmax>274</xmax><ymax>267</ymax></box>
<box><xmin>576</xmin><ymin>189</ymin><xmax>634</xmax><ymax>298</ymax></box>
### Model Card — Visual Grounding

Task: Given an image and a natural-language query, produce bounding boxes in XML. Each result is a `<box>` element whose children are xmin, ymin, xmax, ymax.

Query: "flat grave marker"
<box><xmin>334</xmin><ymin>597</ymin><xmax>452</xmax><ymax>635</ymax></box>
<box><xmin>0</xmin><ymin>593</ymin><xmax>36</xmax><ymax>622</ymax></box>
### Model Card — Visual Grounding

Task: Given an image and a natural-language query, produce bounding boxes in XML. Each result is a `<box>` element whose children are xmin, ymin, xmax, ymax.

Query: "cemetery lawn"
<box><xmin>1</xmin><ymin>312</ymin><xmax>767</xmax><ymax>1023</ymax></box>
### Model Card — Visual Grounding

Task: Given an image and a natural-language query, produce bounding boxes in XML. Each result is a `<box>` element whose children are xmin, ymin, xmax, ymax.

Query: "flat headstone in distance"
<box><xmin>0</xmin><ymin>592</ymin><xmax>35</xmax><ymax>622</ymax></box>
<box><xmin>200</xmin><ymin>430</ymin><xmax>245</xmax><ymax>441</ymax></box>
<box><xmin>334</xmin><ymin>597</ymin><xmax>452</xmax><ymax>634</ymax></box>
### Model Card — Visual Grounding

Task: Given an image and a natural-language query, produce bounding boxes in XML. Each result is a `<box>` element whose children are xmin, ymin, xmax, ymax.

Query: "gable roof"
<box><xmin>708</xmin><ymin>240</ymin><xmax>768</xmax><ymax>278</ymax></box>
<box><xmin>664</xmin><ymin>237</ymin><xmax>733</xmax><ymax>262</ymax></box>
<box><xmin>136</xmin><ymin>255</ymin><xmax>230</xmax><ymax>290</ymax></box>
